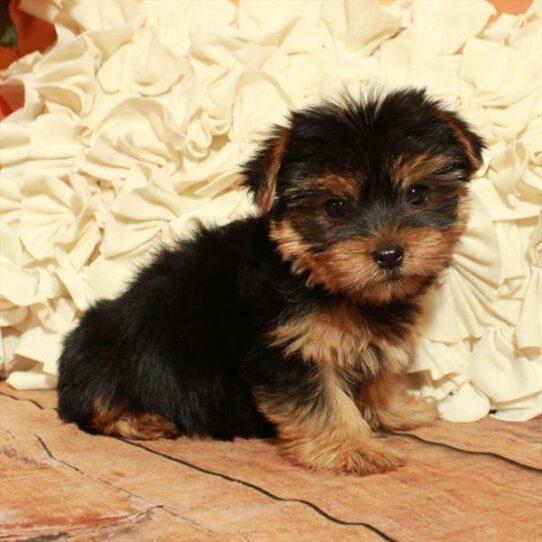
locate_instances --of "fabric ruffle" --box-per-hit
[1,0,540,422]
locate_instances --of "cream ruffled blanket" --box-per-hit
[1,0,540,422]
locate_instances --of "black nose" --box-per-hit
[372,247,404,269]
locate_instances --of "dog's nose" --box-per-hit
[372,247,404,269]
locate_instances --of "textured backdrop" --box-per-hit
[0,0,540,422]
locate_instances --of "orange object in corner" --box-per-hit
[0,0,57,70]
[489,0,533,15]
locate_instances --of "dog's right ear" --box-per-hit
[241,126,290,214]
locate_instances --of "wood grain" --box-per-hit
[400,417,542,470]
[2,384,541,542]
[139,430,542,542]
[64,507,243,542]
[0,395,382,542]
[0,382,58,410]
[0,430,151,540]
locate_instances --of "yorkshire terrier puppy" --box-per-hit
[58,88,483,475]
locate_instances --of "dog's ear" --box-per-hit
[242,126,290,213]
[437,110,484,175]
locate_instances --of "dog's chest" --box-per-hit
[268,303,414,377]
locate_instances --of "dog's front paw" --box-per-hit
[287,436,404,475]
[338,440,404,475]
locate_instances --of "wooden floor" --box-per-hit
[1,382,541,542]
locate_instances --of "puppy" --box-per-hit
[57,89,483,474]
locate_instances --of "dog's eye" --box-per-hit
[406,185,429,206]
[324,199,348,218]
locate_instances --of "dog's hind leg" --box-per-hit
[91,398,179,440]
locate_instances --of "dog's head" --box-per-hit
[242,89,484,304]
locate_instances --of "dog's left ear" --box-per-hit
[242,126,291,213]
[438,110,484,175]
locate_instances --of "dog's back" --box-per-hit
[57,218,276,440]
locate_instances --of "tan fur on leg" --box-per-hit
[91,399,178,440]
[257,366,403,475]
[359,374,439,431]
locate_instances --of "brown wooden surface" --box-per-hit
[403,416,542,470]
[1,383,541,542]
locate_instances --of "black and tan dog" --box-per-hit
[58,88,483,474]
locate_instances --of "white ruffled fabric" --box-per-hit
[1,0,540,421]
